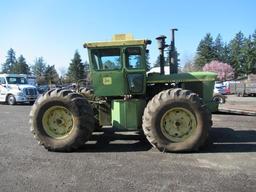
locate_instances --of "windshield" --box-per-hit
[6,77,28,84]
[92,48,121,70]
[126,47,143,69]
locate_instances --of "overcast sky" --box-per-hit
[0,0,255,73]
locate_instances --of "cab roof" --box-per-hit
[0,73,26,77]
[84,34,150,48]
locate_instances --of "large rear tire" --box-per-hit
[29,89,95,152]
[142,88,211,152]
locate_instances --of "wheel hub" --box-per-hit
[161,107,197,142]
[42,106,74,139]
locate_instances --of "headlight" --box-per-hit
[17,92,24,97]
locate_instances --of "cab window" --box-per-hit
[0,77,6,84]
[126,47,143,69]
[92,48,121,70]
[6,77,28,84]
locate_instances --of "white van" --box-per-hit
[0,74,39,105]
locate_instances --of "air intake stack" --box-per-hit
[156,35,167,75]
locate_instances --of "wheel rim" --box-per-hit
[42,106,74,139]
[8,96,15,105]
[160,107,197,142]
[213,96,223,104]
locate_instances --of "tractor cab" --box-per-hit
[84,34,151,97]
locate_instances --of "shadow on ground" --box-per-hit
[201,127,256,153]
[77,127,256,153]
[77,129,152,153]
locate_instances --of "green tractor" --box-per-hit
[29,30,218,152]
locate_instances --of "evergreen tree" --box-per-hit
[153,55,161,67]
[242,36,254,75]
[12,55,30,74]
[222,43,231,64]
[145,52,151,71]
[67,51,85,82]
[229,31,245,78]
[32,57,47,84]
[214,34,225,61]
[45,65,59,84]
[32,57,46,76]
[2,48,17,73]
[84,61,90,78]
[194,33,216,69]
[251,30,256,73]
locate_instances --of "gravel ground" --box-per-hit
[0,101,255,192]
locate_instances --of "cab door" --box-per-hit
[90,48,126,96]
[124,47,146,95]
[0,77,7,101]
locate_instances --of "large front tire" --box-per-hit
[142,88,211,152]
[29,89,95,152]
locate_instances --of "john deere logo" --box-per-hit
[103,77,112,85]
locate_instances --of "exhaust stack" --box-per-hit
[156,35,167,75]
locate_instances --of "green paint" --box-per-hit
[146,72,217,83]
[87,45,147,96]
[111,99,146,130]
[84,35,218,130]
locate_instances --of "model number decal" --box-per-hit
[102,77,112,85]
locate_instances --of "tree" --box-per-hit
[32,57,46,76]
[214,34,225,62]
[12,55,30,74]
[182,58,200,72]
[229,31,245,78]
[194,33,216,69]
[145,52,151,71]
[222,43,231,64]
[32,57,47,84]
[67,51,85,82]
[2,48,17,73]
[252,30,256,73]
[45,65,59,84]
[202,60,234,81]
[242,36,255,75]
[153,55,161,67]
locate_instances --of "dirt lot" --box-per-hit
[0,96,255,192]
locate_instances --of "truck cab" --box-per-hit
[0,74,39,105]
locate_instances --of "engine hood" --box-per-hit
[9,84,36,90]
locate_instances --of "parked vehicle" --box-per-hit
[214,82,226,94]
[236,81,256,97]
[213,82,227,104]
[29,30,218,153]
[0,74,38,105]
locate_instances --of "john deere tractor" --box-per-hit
[29,29,218,152]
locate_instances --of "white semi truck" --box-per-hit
[0,74,39,105]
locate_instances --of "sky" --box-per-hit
[0,0,255,74]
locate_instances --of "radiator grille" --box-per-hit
[24,88,37,96]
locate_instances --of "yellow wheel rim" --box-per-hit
[160,107,197,142]
[42,106,74,139]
